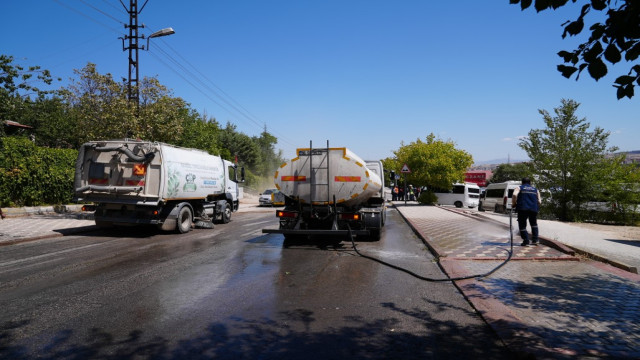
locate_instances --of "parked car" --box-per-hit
[479,181,521,213]
[259,188,279,206]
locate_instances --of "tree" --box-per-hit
[218,122,260,168]
[252,126,284,178]
[519,98,618,221]
[61,63,135,145]
[511,0,640,99]
[393,134,474,190]
[61,63,195,146]
[176,113,223,155]
[0,55,60,138]
[488,162,534,185]
[381,157,400,185]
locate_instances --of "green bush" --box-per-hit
[418,191,438,205]
[0,137,77,207]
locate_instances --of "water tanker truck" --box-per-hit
[262,142,386,241]
[74,139,244,233]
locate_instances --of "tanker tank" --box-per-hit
[274,147,382,208]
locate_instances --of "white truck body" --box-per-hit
[74,139,243,232]
[274,147,383,207]
[263,144,386,241]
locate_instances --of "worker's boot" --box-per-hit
[531,226,539,245]
[519,230,529,246]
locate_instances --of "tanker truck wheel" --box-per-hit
[177,206,193,234]
[369,228,381,241]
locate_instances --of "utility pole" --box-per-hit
[119,1,173,110]
[120,0,148,107]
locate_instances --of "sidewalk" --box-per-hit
[394,202,640,359]
[476,210,640,274]
[0,198,266,246]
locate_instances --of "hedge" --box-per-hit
[0,137,77,207]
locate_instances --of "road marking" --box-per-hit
[0,243,103,268]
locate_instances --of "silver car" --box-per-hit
[259,189,278,206]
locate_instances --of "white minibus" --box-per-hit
[434,183,481,208]
[479,181,521,213]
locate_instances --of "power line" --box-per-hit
[52,1,296,147]
[52,0,121,33]
[145,29,297,147]
[100,0,128,16]
[78,0,125,25]
[153,33,264,127]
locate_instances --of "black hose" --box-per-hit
[346,214,514,282]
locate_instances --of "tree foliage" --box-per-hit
[392,134,474,190]
[1,56,286,203]
[0,55,61,138]
[510,0,640,99]
[518,98,626,221]
[489,162,535,184]
[252,126,284,178]
[0,137,77,206]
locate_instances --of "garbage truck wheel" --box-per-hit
[220,201,232,224]
[177,206,192,233]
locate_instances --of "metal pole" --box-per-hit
[404,174,407,206]
[128,0,140,107]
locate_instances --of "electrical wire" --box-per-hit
[52,0,122,34]
[53,0,297,149]
[78,0,125,25]
[346,211,514,282]
[145,28,298,148]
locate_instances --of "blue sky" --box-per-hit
[3,1,638,163]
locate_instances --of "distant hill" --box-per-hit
[473,158,528,166]
[473,150,640,168]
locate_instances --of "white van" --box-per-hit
[434,183,481,208]
[479,181,521,213]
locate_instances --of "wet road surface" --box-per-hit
[0,207,511,359]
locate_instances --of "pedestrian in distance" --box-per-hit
[392,185,399,201]
[511,177,542,246]
[408,185,415,201]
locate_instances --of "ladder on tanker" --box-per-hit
[308,140,331,207]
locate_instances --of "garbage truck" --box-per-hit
[74,139,244,233]
[262,141,386,240]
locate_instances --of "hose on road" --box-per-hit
[346,210,515,282]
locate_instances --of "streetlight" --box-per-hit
[146,27,175,50]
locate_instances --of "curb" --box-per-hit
[1,205,86,218]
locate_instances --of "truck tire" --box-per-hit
[95,220,113,228]
[454,201,463,208]
[177,206,192,233]
[369,228,381,241]
[220,201,232,224]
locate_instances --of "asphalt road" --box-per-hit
[0,207,511,359]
